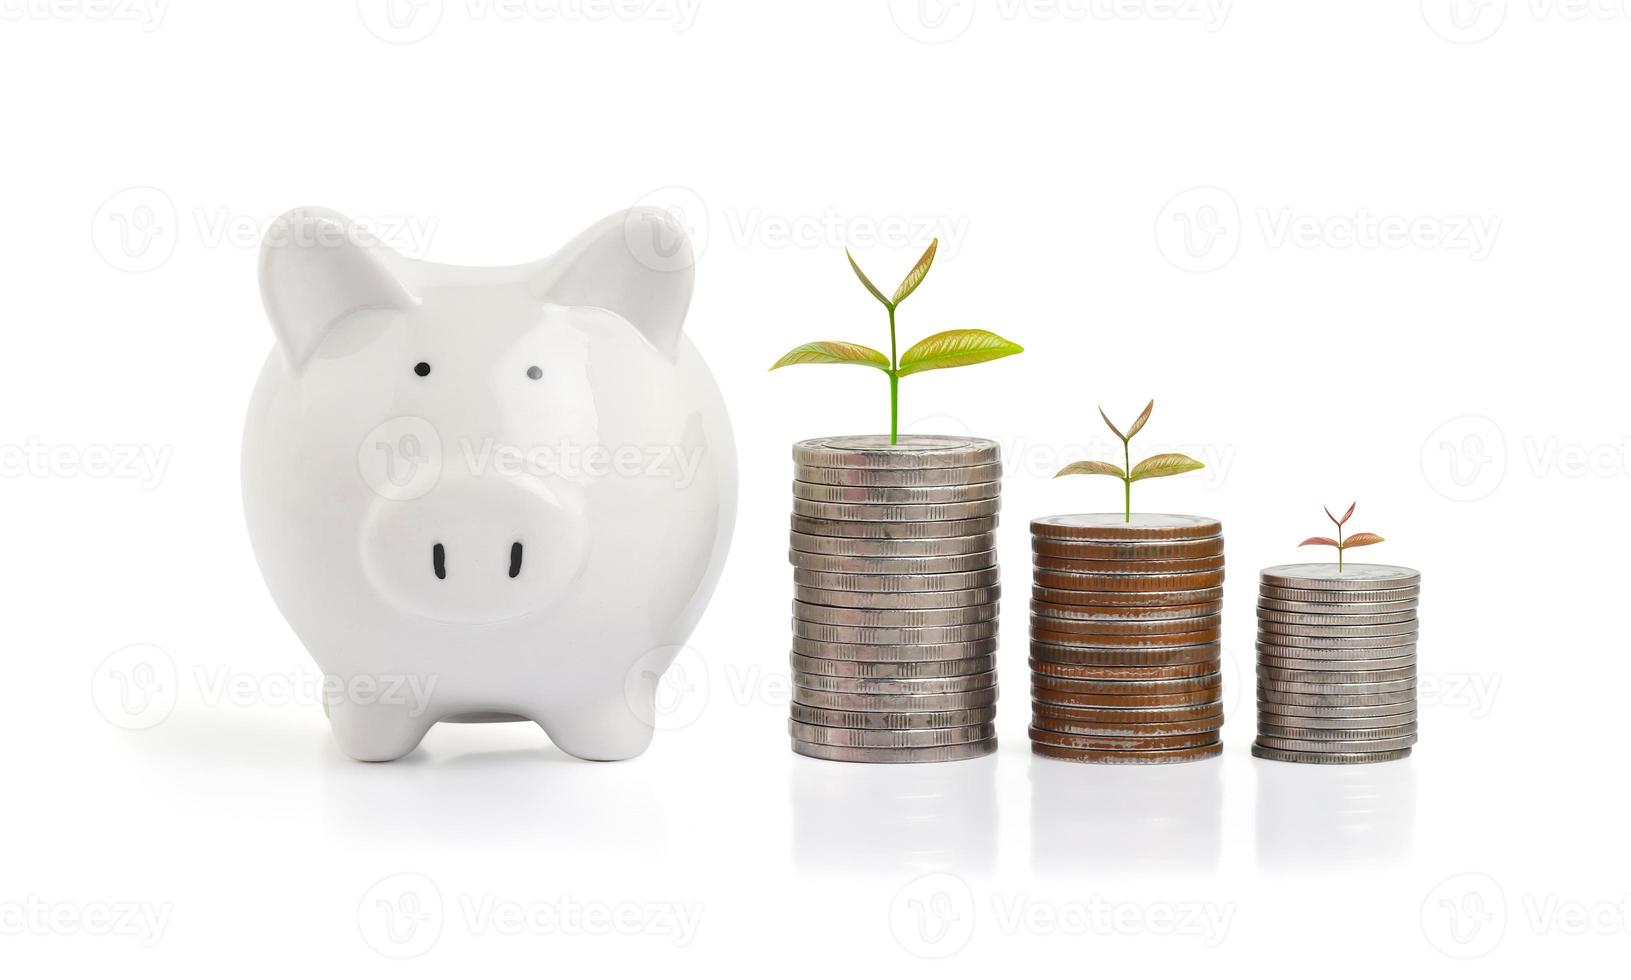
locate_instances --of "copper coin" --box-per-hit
[1033,568,1226,593]
[1028,613,1221,636]
[1031,514,1222,541]
[1031,641,1221,667]
[1028,658,1220,680]
[1026,670,1220,694]
[1028,727,1219,751]
[1033,741,1223,765]
[1030,599,1223,622]
[1024,700,1223,725]
[1033,585,1225,607]
[1033,554,1225,574]
[1031,685,1220,709]
[1031,625,1221,648]
[1032,535,1224,561]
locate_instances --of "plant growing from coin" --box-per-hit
[1299,503,1384,572]
[1054,400,1205,522]
[770,239,1024,444]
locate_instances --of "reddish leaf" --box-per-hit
[1299,537,1340,548]
[1340,502,1357,524]
[1323,505,1338,526]
[1341,532,1385,549]
[1098,406,1125,441]
[1125,400,1155,440]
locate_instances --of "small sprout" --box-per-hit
[1054,400,1205,522]
[770,239,1023,444]
[1299,502,1385,572]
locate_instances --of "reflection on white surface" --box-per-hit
[1254,756,1416,873]
[1029,755,1223,874]
[791,753,998,877]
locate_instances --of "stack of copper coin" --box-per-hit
[787,435,1001,763]
[1029,514,1225,764]
[1253,563,1421,764]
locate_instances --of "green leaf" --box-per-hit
[845,249,892,309]
[896,329,1024,377]
[1098,406,1125,442]
[890,239,938,306]
[770,341,890,371]
[1055,460,1126,480]
[1129,453,1205,482]
[1124,400,1155,440]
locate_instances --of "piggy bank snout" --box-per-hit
[360,475,587,625]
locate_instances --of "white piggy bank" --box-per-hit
[241,206,736,762]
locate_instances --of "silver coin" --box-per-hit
[1031,513,1222,541]
[1256,632,1419,650]
[793,480,1001,504]
[1255,700,1417,720]
[1257,677,1416,696]
[1256,708,1418,729]
[1257,654,1417,673]
[794,600,999,627]
[794,462,1004,488]
[1258,619,1420,638]
[1030,599,1223,622]
[790,550,997,575]
[1259,584,1421,603]
[792,514,999,539]
[1260,563,1421,591]
[792,497,1002,523]
[789,530,996,558]
[1256,688,1416,709]
[790,653,997,678]
[1251,744,1412,765]
[796,585,1001,609]
[788,721,996,748]
[793,620,998,645]
[792,634,998,662]
[1258,607,1419,627]
[794,566,1001,593]
[1032,586,1226,608]
[1255,733,1418,754]
[1256,595,1420,616]
[1259,722,1418,741]
[791,738,998,763]
[793,687,999,712]
[790,702,997,729]
[1257,640,1418,661]
[794,669,998,695]
[793,434,1002,469]
[1258,670,1417,691]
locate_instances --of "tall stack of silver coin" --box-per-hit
[787,435,1002,763]
[1028,514,1225,764]
[1254,563,1421,764]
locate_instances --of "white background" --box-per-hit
[2,0,1626,974]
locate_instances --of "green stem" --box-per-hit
[1123,438,1131,522]
[887,304,899,445]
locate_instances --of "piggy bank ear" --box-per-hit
[258,207,416,367]
[531,207,694,359]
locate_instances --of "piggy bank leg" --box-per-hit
[538,695,656,762]
[327,699,437,762]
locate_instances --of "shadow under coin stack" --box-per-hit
[787,435,1002,763]
[1253,563,1421,764]
[1029,514,1225,764]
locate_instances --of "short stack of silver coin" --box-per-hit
[787,435,1001,763]
[1254,563,1422,764]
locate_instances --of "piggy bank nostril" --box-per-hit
[433,543,447,580]
[509,542,524,579]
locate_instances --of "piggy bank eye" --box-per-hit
[413,362,431,377]
[526,366,542,381]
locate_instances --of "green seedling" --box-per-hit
[1054,400,1205,522]
[1299,502,1384,572]
[770,239,1023,444]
